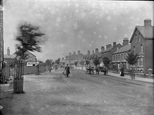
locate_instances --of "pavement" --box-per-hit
[76,67,154,83]
[108,72,154,83]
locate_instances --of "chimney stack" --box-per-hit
[144,19,151,27]
[87,50,90,55]
[78,50,80,54]
[106,44,111,50]
[92,50,94,54]
[101,46,104,52]
[113,42,116,47]
[7,47,10,56]
[123,38,129,46]
[95,48,99,53]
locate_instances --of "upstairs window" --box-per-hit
[133,46,135,52]
[140,44,143,53]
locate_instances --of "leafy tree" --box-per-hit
[15,22,44,60]
[45,59,51,66]
[93,58,100,67]
[103,57,110,68]
[80,60,84,69]
[80,60,84,66]
[125,51,138,66]
[15,22,44,76]
[55,58,60,65]
[125,51,139,79]
[85,60,90,65]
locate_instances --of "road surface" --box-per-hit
[1,68,154,115]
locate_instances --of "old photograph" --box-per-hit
[0,0,154,115]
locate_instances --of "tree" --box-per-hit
[85,60,90,66]
[13,22,44,93]
[80,60,84,69]
[15,22,44,60]
[93,58,100,67]
[125,51,138,66]
[45,59,51,66]
[103,57,110,68]
[125,51,139,79]
[55,58,60,65]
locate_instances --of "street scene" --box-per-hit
[0,0,154,115]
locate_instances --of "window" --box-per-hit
[140,44,143,53]
[138,34,141,42]
[122,54,124,60]
[140,57,143,66]
[133,46,135,52]
[137,57,140,66]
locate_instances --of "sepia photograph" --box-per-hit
[0,0,154,115]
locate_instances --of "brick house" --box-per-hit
[112,38,131,70]
[65,50,84,66]
[129,19,154,74]
[100,42,122,63]
[4,47,37,64]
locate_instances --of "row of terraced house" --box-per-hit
[63,19,153,75]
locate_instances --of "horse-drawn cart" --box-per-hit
[86,67,94,74]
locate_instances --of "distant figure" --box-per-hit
[103,66,107,75]
[49,65,51,72]
[120,66,124,76]
[95,65,99,75]
[65,64,70,77]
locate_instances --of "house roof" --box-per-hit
[130,26,154,43]
[101,43,122,53]
[103,46,113,53]
[113,44,131,54]
[137,26,154,38]
[26,51,36,57]
[4,51,36,59]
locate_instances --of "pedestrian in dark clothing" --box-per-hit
[65,64,70,77]
[103,66,107,75]
[95,66,99,75]
[120,67,124,76]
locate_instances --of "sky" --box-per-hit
[3,0,154,61]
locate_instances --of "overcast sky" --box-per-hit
[3,0,153,61]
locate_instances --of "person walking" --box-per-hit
[65,64,70,78]
[120,66,124,76]
[95,65,99,75]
